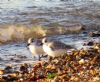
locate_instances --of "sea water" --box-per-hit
[0,0,100,68]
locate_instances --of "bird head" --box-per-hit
[27,37,34,48]
[28,37,34,44]
[42,37,48,44]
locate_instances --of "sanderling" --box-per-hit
[27,38,45,61]
[42,37,73,58]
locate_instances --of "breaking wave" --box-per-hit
[0,23,83,44]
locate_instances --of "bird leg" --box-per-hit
[38,55,41,61]
[33,56,36,60]
[48,56,53,62]
[41,54,48,58]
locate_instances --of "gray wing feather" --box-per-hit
[49,41,73,50]
[32,39,43,46]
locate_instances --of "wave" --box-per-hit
[0,23,83,44]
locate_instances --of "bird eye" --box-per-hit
[31,38,34,42]
[45,39,47,42]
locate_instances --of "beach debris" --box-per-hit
[0,70,4,75]
[4,65,13,73]
[0,42,99,82]
[79,59,85,64]
[89,31,100,37]
[83,41,94,46]
[20,63,29,74]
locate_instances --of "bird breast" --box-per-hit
[29,45,44,55]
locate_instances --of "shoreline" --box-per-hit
[0,42,100,82]
[0,1,100,81]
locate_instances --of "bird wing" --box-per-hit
[48,41,73,50]
[35,39,43,46]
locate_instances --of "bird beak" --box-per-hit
[27,43,30,46]
[40,42,43,45]
[26,43,30,49]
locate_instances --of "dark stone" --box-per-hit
[83,41,94,46]
[89,31,100,37]
[82,31,88,34]
[4,66,13,73]
[20,64,28,74]
[87,41,94,46]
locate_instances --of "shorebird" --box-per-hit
[42,37,73,58]
[27,38,45,61]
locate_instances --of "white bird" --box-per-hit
[42,37,73,58]
[27,38,45,61]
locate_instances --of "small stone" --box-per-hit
[4,65,13,73]
[93,77,100,82]
[0,70,4,75]
[79,59,85,64]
